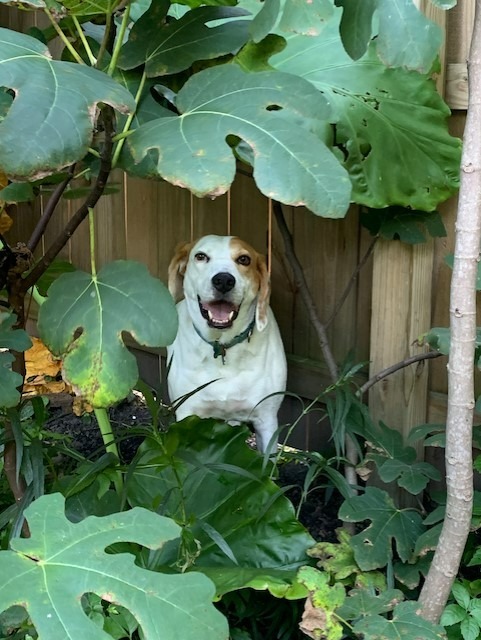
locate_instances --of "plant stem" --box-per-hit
[21,107,115,293]
[324,235,377,329]
[27,165,76,253]
[358,351,443,397]
[94,408,123,494]
[44,10,85,65]
[272,201,338,380]
[88,208,97,278]
[30,286,46,307]
[107,2,131,76]
[72,16,97,65]
[111,70,147,168]
[417,1,481,622]
[272,200,358,491]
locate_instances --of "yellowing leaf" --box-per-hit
[0,210,12,234]
[23,337,71,396]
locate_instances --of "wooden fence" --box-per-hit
[1,2,475,450]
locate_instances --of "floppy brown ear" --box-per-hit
[168,241,193,302]
[255,253,270,332]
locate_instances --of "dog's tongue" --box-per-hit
[204,301,235,324]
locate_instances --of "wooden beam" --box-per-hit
[368,240,434,452]
[446,62,468,110]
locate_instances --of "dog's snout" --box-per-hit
[212,272,236,294]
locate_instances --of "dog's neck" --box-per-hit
[193,317,256,365]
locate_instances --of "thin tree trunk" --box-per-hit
[417,1,481,621]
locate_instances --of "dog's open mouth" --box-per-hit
[198,296,240,329]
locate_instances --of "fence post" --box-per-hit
[368,3,448,476]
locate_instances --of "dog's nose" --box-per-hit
[212,272,236,293]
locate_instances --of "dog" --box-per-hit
[166,235,287,453]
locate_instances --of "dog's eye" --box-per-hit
[195,252,209,262]
[236,254,251,266]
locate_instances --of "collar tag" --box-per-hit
[193,318,255,365]
[212,342,227,364]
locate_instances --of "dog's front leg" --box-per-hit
[253,418,279,455]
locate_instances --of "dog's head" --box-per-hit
[168,235,270,332]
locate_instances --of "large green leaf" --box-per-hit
[337,587,404,619]
[0,312,32,408]
[357,420,440,494]
[353,601,446,640]
[0,0,44,6]
[37,260,178,407]
[250,0,333,41]
[0,28,135,180]
[60,0,120,15]
[337,0,442,72]
[0,493,228,640]
[127,418,315,596]
[270,18,461,210]
[119,4,250,76]
[116,72,173,178]
[361,208,447,244]
[338,487,424,570]
[128,64,351,217]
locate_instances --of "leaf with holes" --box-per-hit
[347,414,441,494]
[0,28,135,180]
[338,487,425,570]
[337,0,442,71]
[353,601,446,640]
[119,4,250,76]
[337,587,404,620]
[0,493,228,640]
[37,261,178,408]
[127,64,351,217]
[250,0,333,41]
[0,312,32,408]
[270,16,460,210]
[360,208,447,244]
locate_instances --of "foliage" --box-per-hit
[339,487,424,570]
[441,582,481,640]
[0,0,460,216]
[37,261,178,407]
[126,417,314,596]
[0,0,468,638]
[0,493,228,640]
[0,312,31,408]
[268,13,460,210]
[360,207,447,244]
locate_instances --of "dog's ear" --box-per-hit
[168,241,193,302]
[255,253,270,332]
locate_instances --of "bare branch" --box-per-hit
[272,200,339,381]
[21,107,115,293]
[27,165,76,253]
[325,235,377,329]
[358,351,443,397]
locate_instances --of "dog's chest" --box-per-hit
[166,304,286,412]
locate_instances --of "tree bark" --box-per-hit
[417,0,481,621]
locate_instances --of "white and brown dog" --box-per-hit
[167,235,287,453]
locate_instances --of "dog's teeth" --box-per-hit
[228,311,235,321]
[207,310,213,321]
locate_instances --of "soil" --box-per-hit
[43,395,341,542]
